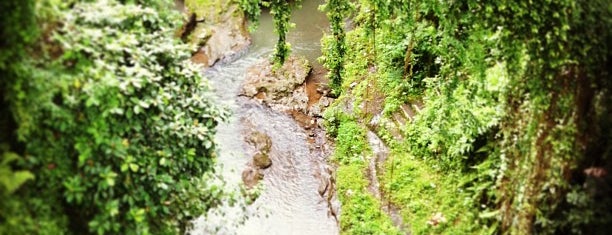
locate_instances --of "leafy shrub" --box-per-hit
[2,0,228,234]
[334,120,370,165]
[323,0,612,233]
[336,164,400,235]
[237,0,262,31]
[319,0,351,96]
[267,0,295,66]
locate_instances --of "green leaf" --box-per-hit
[129,163,139,172]
[0,170,35,194]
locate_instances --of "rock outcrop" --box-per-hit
[241,56,312,113]
[181,0,250,67]
[239,56,340,223]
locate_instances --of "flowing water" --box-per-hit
[191,1,339,234]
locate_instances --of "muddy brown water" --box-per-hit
[190,1,339,234]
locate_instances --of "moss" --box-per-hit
[381,152,492,234]
[189,24,212,47]
[327,105,400,234]
[184,0,228,20]
[334,119,370,164]
[336,164,401,235]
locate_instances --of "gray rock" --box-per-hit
[187,2,251,68]
[309,97,335,117]
[240,56,312,112]
[320,97,333,107]
[309,102,323,117]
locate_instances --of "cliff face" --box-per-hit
[181,0,251,67]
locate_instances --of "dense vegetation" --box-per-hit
[2,0,610,234]
[321,0,611,234]
[319,0,349,96]
[0,0,228,234]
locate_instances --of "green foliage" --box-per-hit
[404,62,507,169]
[319,0,351,96]
[0,151,34,195]
[326,104,400,234]
[382,151,498,234]
[0,0,37,70]
[334,119,370,165]
[1,0,229,234]
[185,0,229,18]
[336,164,400,235]
[264,0,297,66]
[0,0,60,233]
[324,0,612,233]
[237,0,262,31]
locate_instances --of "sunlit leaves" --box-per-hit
[0,152,34,195]
[3,0,228,234]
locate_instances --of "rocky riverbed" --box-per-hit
[238,55,340,223]
[191,49,340,234]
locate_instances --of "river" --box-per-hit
[190,1,339,234]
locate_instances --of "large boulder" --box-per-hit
[181,0,250,67]
[241,56,311,112]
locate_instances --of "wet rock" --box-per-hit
[308,103,322,117]
[289,110,314,129]
[253,152,272,169]
[244,130,273,169]
[241,56,312,112]
[320,97,333,107]
[246,131,272,154]
[308,97,334,117]
[289,87,310,113]
[241,166,263,189]
[330,194,340,220]
[183,0,251,67]
[318,176,330,196]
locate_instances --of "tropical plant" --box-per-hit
[323,0,612,233]
[265,0,295,66]
[1,0,229,234]
[319,0,351,96]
